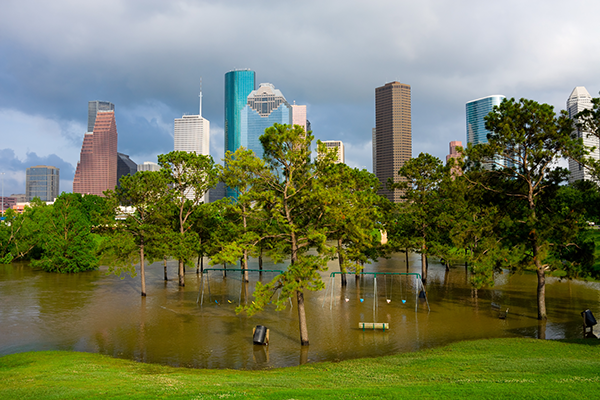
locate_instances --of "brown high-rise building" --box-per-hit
[73,110,118,196]
[375,81,411,202]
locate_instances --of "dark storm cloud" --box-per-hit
[1,0,600,188]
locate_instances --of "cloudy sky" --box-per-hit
[1,0,599,196]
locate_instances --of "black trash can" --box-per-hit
[253,325,268,345]
[582,309,597,327]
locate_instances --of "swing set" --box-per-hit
[196,268,285,307]
[323,272,430,313]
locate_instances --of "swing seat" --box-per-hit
[358,322,390,330]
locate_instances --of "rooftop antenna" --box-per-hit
[199,77,203,117]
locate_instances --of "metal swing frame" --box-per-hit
[323,271,430,312]
[197,268,285,306]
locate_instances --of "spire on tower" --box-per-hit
[199,77,203,117]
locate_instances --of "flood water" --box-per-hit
[1,253,599,369]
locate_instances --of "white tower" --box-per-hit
[567,86,598,183]
[174,80,210,201]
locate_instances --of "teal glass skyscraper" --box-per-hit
[224,69,256,156]
[466,95,505,145]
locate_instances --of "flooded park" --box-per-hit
[1,252,599,369]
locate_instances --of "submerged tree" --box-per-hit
[158,151,218,287]
[32,193,99,273]
[102,171,170,296]
[465,97,586,320]
[239,124,336,346]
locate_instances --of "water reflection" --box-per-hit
[1,254,599,369]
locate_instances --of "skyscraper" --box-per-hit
[374,81,411,203]
[224,69,256,157]
[26,165,59,201]
[241,82,292,159]
[567,86,598,183]
[73,109,118,196]
[321,140,345,164]
[466,95,505,146]
[116,153,137,186]
[87,101,115,133]
[174,85,211,202]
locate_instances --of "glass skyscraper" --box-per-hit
[240,83,292,160]
[466,95,505,145]
[224,69,256,157]
[567,86,598,183]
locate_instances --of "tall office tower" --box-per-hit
[567,86,598,183]
[224,69,255,198]
[372,128,376,176]
[174,86,211,202]
[446,141,463,177]
[322,140,345,163]
[241,82,293,159]
[466,95,505,145]
[73,110,118,196]
[26,165,59,201]
[224,69,256,156]
[116,153,137,186]
[374,81,411,203]
[291,104,307,131]
[87,101,115,132]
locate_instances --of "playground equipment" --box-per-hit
[196,268,284,306]
[323,272,430,313]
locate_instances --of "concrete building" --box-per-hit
[374,81,412,203]
[291,103,307,132]
[446,141,463,177]
[26,165,59,201]
[137,161,161,172]
[567,86,599,183]
[73,108,118,196]
[174,86,211,203]
[322,140,345,163]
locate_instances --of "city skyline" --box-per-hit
[1,1,600,195]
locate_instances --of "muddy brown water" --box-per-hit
[1,253,599,369]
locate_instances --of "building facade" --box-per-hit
[567,86,598,183]
[322,140,345,164]
[73,109,118,196]
[137,161,161,172]
[116,153,137,186]
[26,165,59,201]
[87,101,115,133]
[374,81,412,203]
[446,141,463,177]
[466,95,505,146]
[224,69,256,157]
[241,83,292,160]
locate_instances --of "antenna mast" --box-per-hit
[199,77,203,117]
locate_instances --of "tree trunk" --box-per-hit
[178,259,185,287]
[421,248,427,284]
[140,241,146,297]
[243,250,249,283]
[296,289,309,346]
[196,254,201,274]
[536,266,547,320]
[163,256,168,281]
[338,238,346,287]
[405,249,409,273]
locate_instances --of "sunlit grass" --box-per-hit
[1,338,600,399]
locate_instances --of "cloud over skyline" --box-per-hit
[1,0,599,195]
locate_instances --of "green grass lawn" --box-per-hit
[1,338,600,399]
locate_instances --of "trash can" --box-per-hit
[582,309,597,327]
[253,325,268,345]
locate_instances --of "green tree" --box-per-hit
[391,153,448,284]
[32,193,99,273]
[465,97,586,320]
[102,171,170,296]
[158,151,219,287]
[240,124,334,346]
